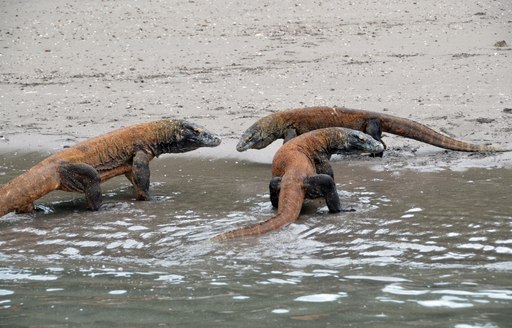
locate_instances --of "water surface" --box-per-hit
[0,152,511,327]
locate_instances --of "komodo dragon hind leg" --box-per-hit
[59,163,102,210]
[304,174,342,213]
[269,177,282,208]
[365,118,385,157]
[125,150,151,201]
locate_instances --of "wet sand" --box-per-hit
[0,0,511,169]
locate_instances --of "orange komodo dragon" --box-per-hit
[236,106,507,155]
[0,119,221,217]
[212,127,384,241]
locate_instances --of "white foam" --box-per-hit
[110,220,132,226]
[416,296,473,309]
[457,244,495,252]
[294,293,347,302]
[128,225,149,231]
[345,275,409,283]
[106,239,144,249]
[266,278,299,285]
[108,290,127,295]
[37,239,66,245]
[61,247,80,255]
[272,308,290,314]
[233,295,250,300]
[455,324,498,328]
[13,227,47,236]
[155,274,184,283]
[0,289,14,296]
[495,247,512,254]
[382,284,429,296]
[210,282,228,286]
[0,271,58,281]
[478,290,512,300]
[75,241,105,247]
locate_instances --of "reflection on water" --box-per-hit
[0,152,511,327]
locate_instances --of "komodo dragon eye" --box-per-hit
[356,134,367,141]
[246,132,259,144]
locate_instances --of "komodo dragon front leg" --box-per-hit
[125,150,152,201]
[364,118,386,157]
[283,128,298,143]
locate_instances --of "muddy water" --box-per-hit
[0,152,511,327]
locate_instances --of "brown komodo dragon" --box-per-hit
[0,119,221,217]
[212,127,384,241]
[236,106,507,155]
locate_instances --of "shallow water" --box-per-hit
[0,152,511,327]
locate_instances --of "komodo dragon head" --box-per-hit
[158,120,221,153]
[236,116,285,152]
[329,128,385,155]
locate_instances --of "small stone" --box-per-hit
[476,117,495,124]
[494,40,508,48]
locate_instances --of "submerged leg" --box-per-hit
[59,163,102,210]
[365,118,385,157]
[304,174,341,213]
[126,150,151,201]
[269,177,282,208]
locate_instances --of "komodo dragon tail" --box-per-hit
[0,160,60,217]
[212,174,306,241]
[380,114,509,152]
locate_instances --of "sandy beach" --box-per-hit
[1,0,511,169]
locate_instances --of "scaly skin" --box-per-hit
[212,127,384,241]
[236,106,507,154]
[0,119,221,217]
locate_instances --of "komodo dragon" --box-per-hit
[0,119,221,217]
[212,127,384,240]
[236,106,507,155]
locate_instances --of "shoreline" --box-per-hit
[1,0,510,170]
